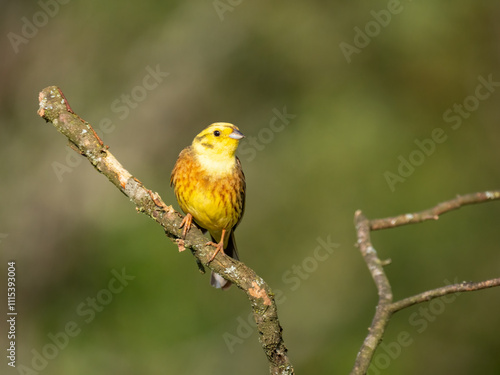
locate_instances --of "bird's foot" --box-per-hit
[179,213,193,238]
[206,240,225,263]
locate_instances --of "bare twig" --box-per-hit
[370,191,500,230]
[351,211,393,374]
[390,278,500,312]
[38,86,294,375]
[351,194,500,375]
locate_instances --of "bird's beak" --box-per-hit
[229,129,245,140]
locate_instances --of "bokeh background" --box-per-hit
[1,1,500,374]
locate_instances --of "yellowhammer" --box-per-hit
[170,123,246,289]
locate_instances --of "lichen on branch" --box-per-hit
[38,86,294,375]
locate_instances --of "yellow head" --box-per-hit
[192,123,244,162]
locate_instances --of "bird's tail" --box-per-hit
[210,231,239,290]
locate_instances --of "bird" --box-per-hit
[170,123,246,290]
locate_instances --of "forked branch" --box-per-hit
[351,192,500,375]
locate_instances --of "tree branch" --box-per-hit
[390,278,500,312]
[351,211,393,374]
[38,86,294,375]
[351,194,500,375]
[370,191,500,231]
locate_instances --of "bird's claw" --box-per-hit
[179,213,193,238]
[207,241,225,263]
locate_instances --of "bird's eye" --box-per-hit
[213,130,221,137]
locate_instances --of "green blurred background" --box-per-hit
[1,1,500,374]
